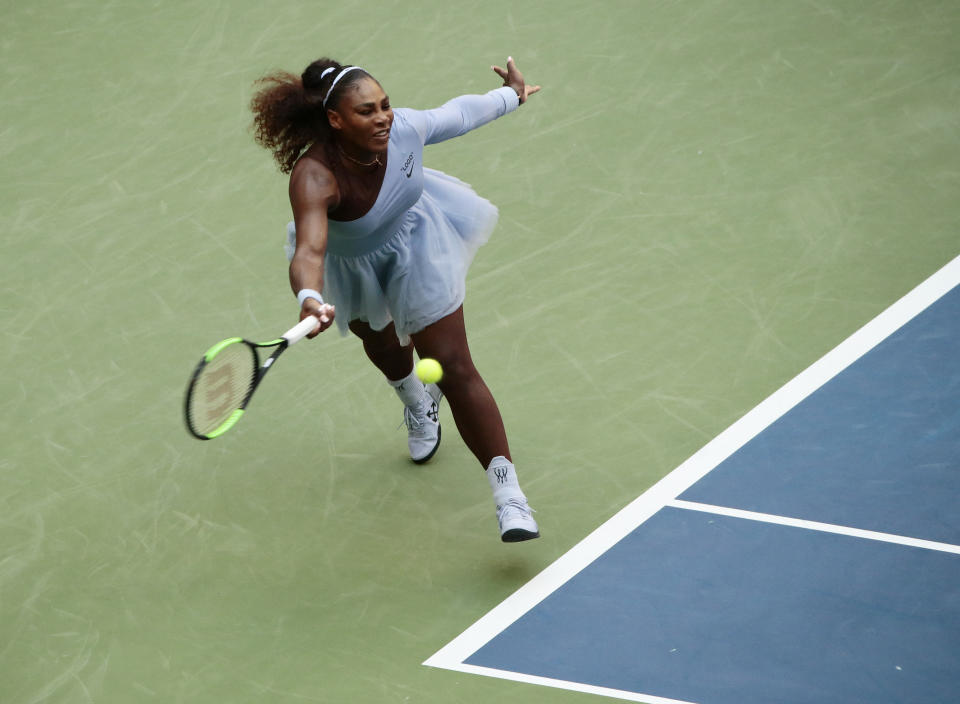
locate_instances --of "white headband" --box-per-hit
[322,66,366,108]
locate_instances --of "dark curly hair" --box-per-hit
[250,58,374,173]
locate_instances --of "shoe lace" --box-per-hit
[401,400,433,436]
[498,497,536,520]
[401,406,422,430]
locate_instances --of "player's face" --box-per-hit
[327,77,393,154]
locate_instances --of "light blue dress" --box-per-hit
[285,86,520,344]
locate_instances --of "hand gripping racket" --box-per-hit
[184,316,318,440]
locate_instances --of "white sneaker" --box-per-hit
[496,496,540,542]
[403,384,442,464]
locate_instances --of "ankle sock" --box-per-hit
[486,456,525,504]
[388,368,426,408]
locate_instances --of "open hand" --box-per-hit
[492,57,540,104]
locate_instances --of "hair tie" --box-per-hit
[320,67,335,80]
[323,66,366,108]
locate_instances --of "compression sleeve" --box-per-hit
[404,87,521,145]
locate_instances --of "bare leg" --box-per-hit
[348,319,415,381]
[410,306,510,468]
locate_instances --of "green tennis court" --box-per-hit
[2,1,958,702]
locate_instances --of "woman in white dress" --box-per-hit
[250,57,540,542]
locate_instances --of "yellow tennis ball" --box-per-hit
[415,358,443,384]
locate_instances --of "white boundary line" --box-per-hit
[444,664,699,704]
[424,254,960,700]
[669,500,960,555]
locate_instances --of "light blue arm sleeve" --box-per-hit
[403,87,521,145]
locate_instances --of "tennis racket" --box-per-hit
[184,316,319,440]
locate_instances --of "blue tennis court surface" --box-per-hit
[679,282,960,546]
[426,257,960,703]
[467,509,959,704]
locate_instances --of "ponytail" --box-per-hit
[250,57,373,173]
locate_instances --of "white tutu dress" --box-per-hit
[285,87,521,344]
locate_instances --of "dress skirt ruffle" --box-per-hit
[286,168,498,345]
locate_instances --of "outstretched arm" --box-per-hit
[288,160,338,338]
[415,57,540,145]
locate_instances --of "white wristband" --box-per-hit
[297,288,324,306]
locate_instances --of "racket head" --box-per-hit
[184,338,258,439]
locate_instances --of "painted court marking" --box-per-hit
[424,253,960,698]
[669,500,960,556]
[436,665,698,704]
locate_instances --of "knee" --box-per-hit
[433,351,478,389]
[353,322,409,357]
[365,334,404,358]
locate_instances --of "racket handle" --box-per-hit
[283,315,320,345]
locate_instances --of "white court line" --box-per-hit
[425,253,960,699]
[446,664,699,704]
[669,500,960,555]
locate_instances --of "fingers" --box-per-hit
[492,56,518,79]
[316,303,335,325]
[493,57,540,104]
[301,303,336,338]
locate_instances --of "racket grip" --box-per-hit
[283,315,320,345]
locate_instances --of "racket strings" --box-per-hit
[188,343,257,436]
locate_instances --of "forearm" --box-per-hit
[424,86,521,144]
[288,249,325,297]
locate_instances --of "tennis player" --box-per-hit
[250,57,540,542]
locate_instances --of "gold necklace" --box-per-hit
[338,145,381,168]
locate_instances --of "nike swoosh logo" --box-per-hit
[405,163,414,178]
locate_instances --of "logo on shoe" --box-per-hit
[427,402,439,423]
[494,466,509,484]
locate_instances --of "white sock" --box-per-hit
[486,456,525,505]
[388,368,426,408]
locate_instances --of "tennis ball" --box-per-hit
[415,358,443,384]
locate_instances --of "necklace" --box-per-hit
[338,145,381,168]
